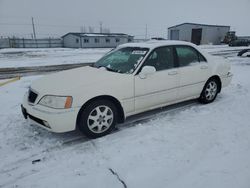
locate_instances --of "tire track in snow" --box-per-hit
[0,100,197,187]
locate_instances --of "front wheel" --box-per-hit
[199,79,219,104]
[78,100,117,138]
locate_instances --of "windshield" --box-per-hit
[94,47,149,74]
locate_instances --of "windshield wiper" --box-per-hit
[106,67,120,73]
[97,65,119,73]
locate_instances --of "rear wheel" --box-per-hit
[78,100,117,138]
[199,79,219,104]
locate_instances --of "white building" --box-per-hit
[62,33,134,48]
[168,23,230,45]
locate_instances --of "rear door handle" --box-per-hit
[168,71,178,75]
[200,65,208,69]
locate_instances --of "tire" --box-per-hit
[78,99,117,138]
[199,78,219,104]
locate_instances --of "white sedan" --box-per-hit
[21,41,233,138]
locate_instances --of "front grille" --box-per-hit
[28,89,38,103]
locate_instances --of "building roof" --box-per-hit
[118,40,197,49]
[61,32,133,38]
[168,22,230,29]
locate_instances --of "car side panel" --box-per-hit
[134,68,179,112]
[72,74,135,116]
[177,62,211,100]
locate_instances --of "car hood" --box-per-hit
[31,66,130,95]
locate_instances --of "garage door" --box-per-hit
[170,30,179,40]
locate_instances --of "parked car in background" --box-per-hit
[21,41,233,138]
[238,49,250,57]
[229,39,250,47]
[151,37,166,40]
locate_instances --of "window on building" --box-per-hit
[106,38,110,43]
[84,38,89,43]
[116,38,120,43]
[76,38,79,43]
[95,38,100,43]
[128,38,132,42]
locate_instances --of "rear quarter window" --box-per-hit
[198,52,207,62]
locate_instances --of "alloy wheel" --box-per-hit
[205,81,218,101]
[87,105,114,134]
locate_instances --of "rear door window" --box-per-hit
[176,46,202,67]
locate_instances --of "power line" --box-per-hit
[0,22,159,30]
[0,20,164,38]
[0,23,31,26]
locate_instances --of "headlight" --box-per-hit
[39,95,72,109]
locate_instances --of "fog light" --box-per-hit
[43,121,51,128]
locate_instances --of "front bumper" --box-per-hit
[21,94,80,133]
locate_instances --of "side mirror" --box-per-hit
[139,66,156,79]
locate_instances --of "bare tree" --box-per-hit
[88,26,94,33]
[102,28,110,33]
[80,26,86,33]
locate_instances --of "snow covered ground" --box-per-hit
[0,46,250,187]
[0,45,249,68]
[0,48,111,68]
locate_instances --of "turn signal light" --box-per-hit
[64,96,73,109]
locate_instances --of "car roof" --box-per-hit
[119,40,196,50]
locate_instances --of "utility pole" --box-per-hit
[99,21,103,33]
[31,17,37,39]
[31,17,38,47]
[145,24,148,40]
[80,26,84,33]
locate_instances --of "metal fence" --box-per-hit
[0,38,62,48]
[0,39,10,48]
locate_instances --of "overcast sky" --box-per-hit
[0,0,250,39]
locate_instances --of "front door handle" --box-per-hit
[168,71,178,75]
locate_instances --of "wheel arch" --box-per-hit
[76,95,125,128]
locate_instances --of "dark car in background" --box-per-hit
[229,39,250,47]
